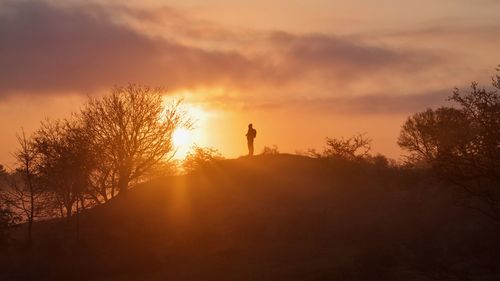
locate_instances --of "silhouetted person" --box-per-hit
[246,123,257,156]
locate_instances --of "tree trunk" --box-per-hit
[118,178,128,194]
[65,203,73,218]
[26,167,34,246]
[27,216,32,246]
[75,199,80,241]
[117,168,131,194]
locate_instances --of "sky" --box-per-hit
[1,0,499,164]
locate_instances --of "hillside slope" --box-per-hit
[2,154,499,281]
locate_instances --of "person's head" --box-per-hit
[248,123,253,128]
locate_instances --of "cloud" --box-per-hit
[265,31,440,87]
[0,0,440,101]
[0,1,264,96]
[199,89,452,115]
[294,90,451,114]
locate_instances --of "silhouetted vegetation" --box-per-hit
[34,119,93,219]
[399,67,500,221]
[81,84,191,194]
[0,131,47,245]
[0,206,16,245]
[0,84,189,245]
[0,165,18,244]
[183,145,224,173]
[306,133,373,161]
[261,145,280,155]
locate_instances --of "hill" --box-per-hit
[1,154,499,281]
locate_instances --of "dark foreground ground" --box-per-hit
[1,154,499,281]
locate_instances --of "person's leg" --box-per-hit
[249,139,254,156]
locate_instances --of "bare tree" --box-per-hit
[301,134,372,161]
[398,107,467,164]
[81,84,190,194]
[86,156,117,204]
[1,131,44,244]
[34,119,94,219]
[324,133,372,160]
[398,67,500,221]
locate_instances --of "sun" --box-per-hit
[172,127,195,159]
[164,97,214,159]
[172,127,193,148]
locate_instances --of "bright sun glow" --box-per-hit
[172,128,192,147]
[169,102,211,159]
[164,93,218,159]
[172,127,194,159]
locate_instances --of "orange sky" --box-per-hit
[1,0,500,165]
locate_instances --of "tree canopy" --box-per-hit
[399,67,500,220]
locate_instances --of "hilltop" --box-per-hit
[1,154,499,281]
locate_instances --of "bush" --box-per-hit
[183,146,224,173]
[261,145,280,155]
